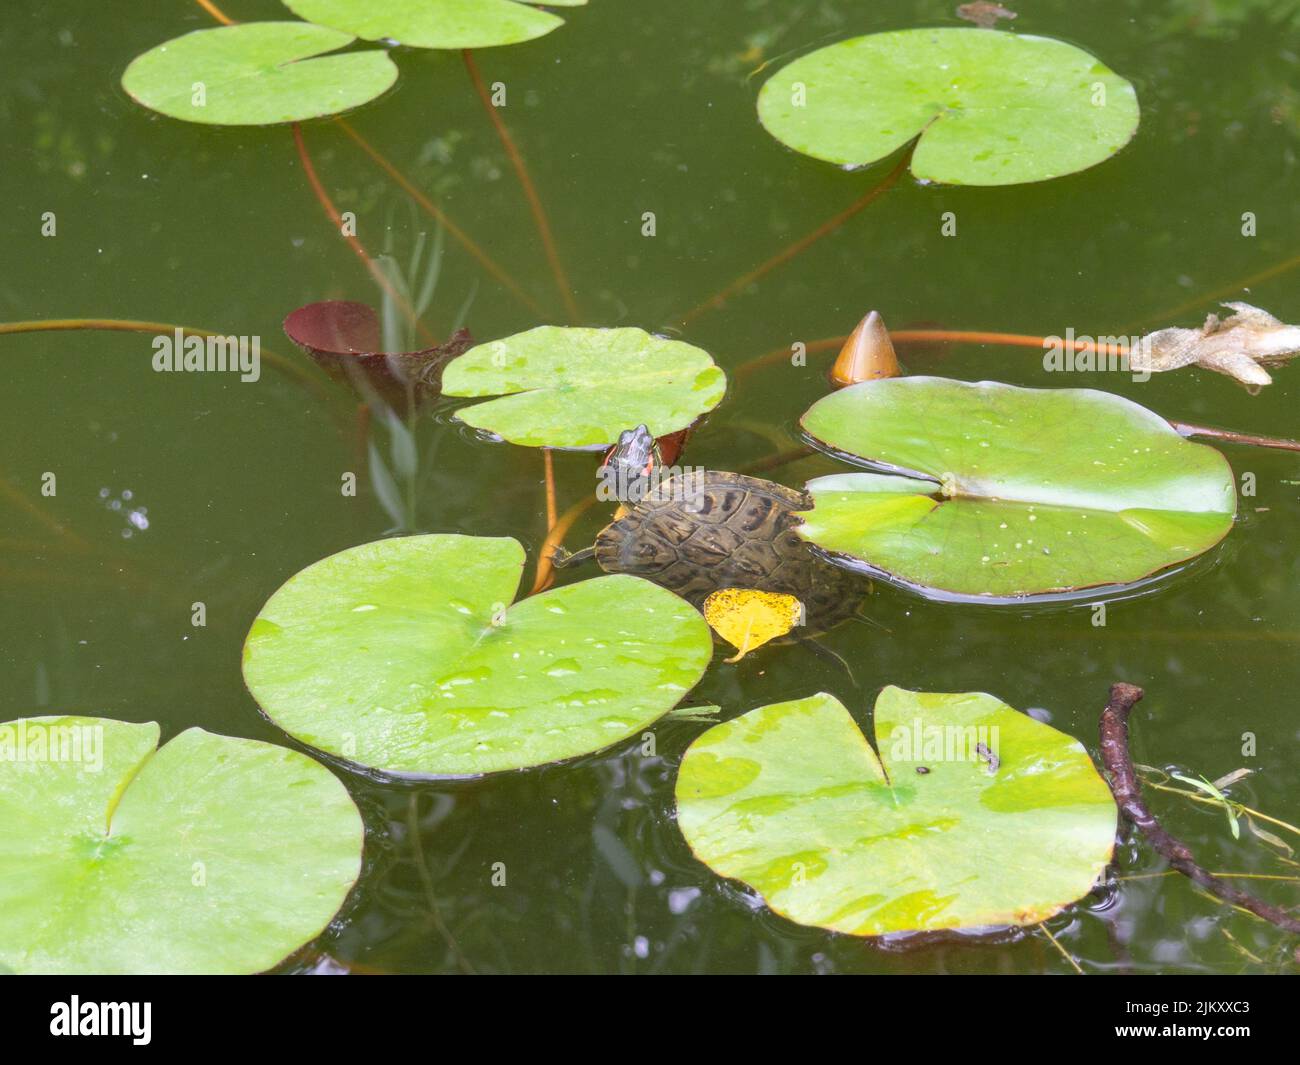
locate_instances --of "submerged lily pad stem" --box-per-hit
[291,123,438,345]
[462,50,580,323]
[1129,252,1300,335]
[679,152,910,326]
[181,2,427,337]
[735,328,1119,381]
[531,486,594,595]
[538,447,559,590]
[0,317,334,405]
[1099,683,1300,934]
[0,471,91,550]
[185,2,534,318]
[1037,921,1085,975]
[193,0,234,25]
[334,118,545,318]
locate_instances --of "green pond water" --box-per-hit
[3,0,1299,973]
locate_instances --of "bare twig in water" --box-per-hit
[1098,682,1300,933]
[1170,421,1300,453]
[1120,871,1300,883]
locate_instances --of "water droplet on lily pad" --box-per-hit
[242,534,713,777]
[797,378,1235,598]
[0,718,362,974]
[676,689,1116,936]
[758,29,1139,186]
[283,0,570,50]
[121,23,398,126]
[442,326,726,448]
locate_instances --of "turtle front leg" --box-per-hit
[551,545,596,568]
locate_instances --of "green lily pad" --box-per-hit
[0,717,362,974]
[283,0,565,49]
[242,534,714,777]
[442,326,727,448]
[121,23,397,126]
[676,688,1116,936]
[798,378,1236,599]
[757,29,1139,185]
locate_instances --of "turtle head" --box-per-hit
[605,425,657,477]
[603,425,659,501]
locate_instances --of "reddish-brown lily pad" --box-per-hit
[283,300,471,402]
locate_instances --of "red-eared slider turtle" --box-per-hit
[553,426,866,634]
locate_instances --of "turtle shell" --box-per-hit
[594,470,865,634]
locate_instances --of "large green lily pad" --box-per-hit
[283,0,566,49]
[758,29,1139,185]
[243,534,714,776]
[676,689,1116,936]
[798,378,1236,598]
[121,23,397,126]
[0,717,362,974]
[443,326,727,448]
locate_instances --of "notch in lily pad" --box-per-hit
[242,534,715,777]
[757,29,1139,185]
[676,688,1117,937]
[0,718,363,974]
[122,23,398,126]
[797,377,1236,600]
[442,326,727,448]
[283,0,575,50]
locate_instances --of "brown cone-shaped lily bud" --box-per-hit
[829,310,902,387]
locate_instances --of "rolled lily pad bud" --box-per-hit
[829,310,902,387]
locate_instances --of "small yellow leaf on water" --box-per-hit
[703,588,803,663]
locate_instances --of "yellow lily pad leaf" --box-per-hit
[703,588,803,662]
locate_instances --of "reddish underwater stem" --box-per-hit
[334,118,546,318]
[462,50,580,323]
[291,124,438,346]
[0,317,331,399]
[193,0,234,25]
[680,153,911,326]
